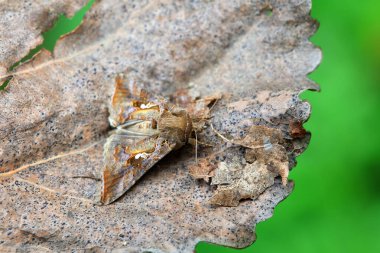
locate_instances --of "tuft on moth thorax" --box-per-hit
[158,108,193,149]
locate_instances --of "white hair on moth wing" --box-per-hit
[128,78,134,88]
[108,118,118,127]
[135,152,149,160]
[140,103,156,109]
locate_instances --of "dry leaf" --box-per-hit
[289,120,308,138]
[171,88,222,132]
[0,0,87,78]
[245,144,289,185]
[188,157,217,182]
[0,0,321,252]
[237,125,284,148]
[210,161,277,207]
[209,125,290,206]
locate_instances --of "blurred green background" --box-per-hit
[8,0,380,252]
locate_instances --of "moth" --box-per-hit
[101,74,192,205]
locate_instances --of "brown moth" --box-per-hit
[100,74,192,205]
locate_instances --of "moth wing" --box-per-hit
[100,133,176,205]
[109,74,151,127]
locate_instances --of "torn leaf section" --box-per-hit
[204,125,290,207]
[210,161,275,207]
[171,88,221,132]
[236,125,284,148]
[240,125,289,185]
[0,0,94,90]
[188,157,217,182]
[245,143,289,186]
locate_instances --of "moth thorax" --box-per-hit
[159,110,192,144]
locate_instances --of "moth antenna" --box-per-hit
[169,104,175,111]
[210,122,232,143]
[194,130,198,165]
[210,122,267,150]
[208,96,220,113]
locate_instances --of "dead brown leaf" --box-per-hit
[209,125,290,206]
[0,0,320,252]
[289,120,308,138]
[210,161,277,207]
[246,144,289,185]
[236,125,284,148]
[0,0,87,78]
[188,157,217,182]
